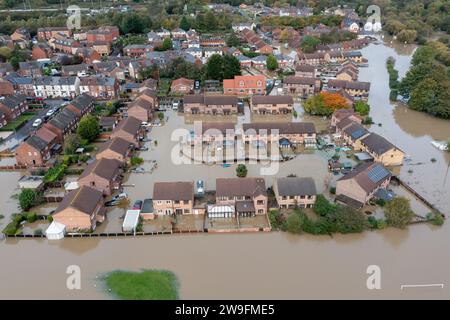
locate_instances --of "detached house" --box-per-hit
[223,75,266,96]
[336,162,392,207]
[171,77,194,94]
[251,95,294,114]
[96,137,131,163]
[78,158,123,196]
[153,181,195,215]
[216,178,268,216]
[53,185,104,232]
[110,116,142,146]
[274,177,317,209]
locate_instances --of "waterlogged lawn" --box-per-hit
[104,270,179,300]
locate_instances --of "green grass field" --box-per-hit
[0,114,35,131]
[104,270,179,300]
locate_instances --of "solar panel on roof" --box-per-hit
[351,129,367,139]
[367,165,390,183]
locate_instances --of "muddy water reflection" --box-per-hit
[1,41,450,300]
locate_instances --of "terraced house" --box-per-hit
[283,76,320,97]
[153,181,195,215]
[0,94,28,121]
[15,126,59,166]
[96,137,131,163]
[110,116,143,147]
[65,93,95,117]
[43,108,78,144]
[183,95,239,115]
[243,122,316,145]
[33,76,80,99]
[126,97,154,123]
[327,79,371,99]
[250,95,294,114]
[216,178,268,216]
[79,76,119,99]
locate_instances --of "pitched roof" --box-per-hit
[216,177,267,198]
[54,185,103,216]
[201,122,235,135]
[284,76,316,85]
[114,116,141,135]
[343,123,369,140]
[183,95,238,106]
[153,181,194,201]
[243,122,316,135]
[68,93,94,112]
[128,97,153,110]
[360,133,399,155]
[35,126,57,144]
[0,94,27,109]
[98,137,130,156]
[252,95,293,105]
[79,158,121,180]
[338,162,391,193]
[276,177,317,196]
[48,108,77,131]
[24,135,48,152]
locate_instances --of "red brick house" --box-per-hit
[43,108,78,144]
[15,135,51,166]
[127,97,154,123]
[0,95,28,121]
[37,27,71,41]
[0,79,14,96]
[223,75,266,96]
[86,26,120,43]
[96,137,131,163]
[32,43,53,60]
[171,77,194,94]
[65,93,95,117]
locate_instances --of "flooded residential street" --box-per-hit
[1,40,450,299]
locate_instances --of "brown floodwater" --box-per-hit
[1,41,450,300]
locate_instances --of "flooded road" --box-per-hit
[1,40,450,300]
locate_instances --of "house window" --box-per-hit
[257,200,264,205]
[257,209,264,214]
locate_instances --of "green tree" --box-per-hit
[384,197,415,229]
[354,101,370,116]
[162,37,173,51]
[63,134,81,155]
[236,164,248,178]
[396,29,417,44]
[331,206,368,234]
[284,211,303,234]
[300,36,321,53]
[19,189,38,211]
[77,115,100,142]
[266,54,278,71]
[226,33,240,47]
[206,54,224,80]
[130,156,144,166]
[222,55,241,79]
[179,16,191,31]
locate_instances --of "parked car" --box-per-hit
[111,193,128,202]
[132,200,143,210]
[32,118,43,127]
[46,109,56,117]
[196,180,205,196]
[131,167,145,173]
[138,146,148,151]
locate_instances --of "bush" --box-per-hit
[284,211,303,234]
[77,115,100,142]
[427,212,445,226]
[47,215,53,222]
[26,212,37,223]
[34,228,43,236]
[384,197,415,228]
[329,187,336,194]
[314,195,338,217]
[19,189,38,211]
[130,156,144,166]
[236,164,248,178]
[268,209,285,230]
[44,164,66,183]
[330,206,369,234]
[362,116,374,125]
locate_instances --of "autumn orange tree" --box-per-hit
[303,92,350,116]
